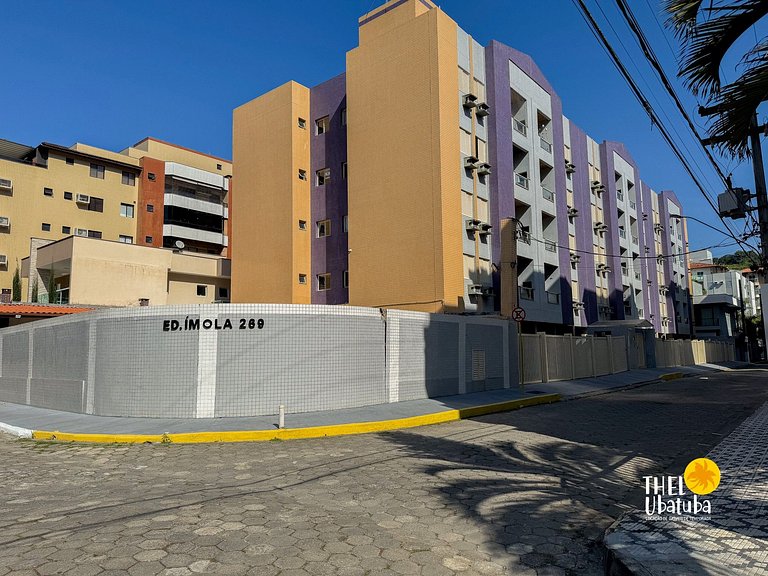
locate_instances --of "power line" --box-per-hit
[569,0,761,266]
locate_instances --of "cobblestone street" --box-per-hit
[1,370,766,576]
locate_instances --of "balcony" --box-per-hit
[631,235,638,245]
[617,190,624,201]
[634,272,641,281]
[544,240,557,253]
[619,229,626,239]
[546,291,560,304]
[629,200,636,210]
[163,224,228,247]
[540,137,552,153]
[164,193,225,217]
[165,162,229,191]
[515,173,529,189]
[516,230,532,245]
[513,118,527,136]
[542,186,554,202]
[519,286,535,301]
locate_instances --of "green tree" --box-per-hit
[12,262,21,302]
[31,278,38,303]
[46,268,56,304]
[665,0,768,157]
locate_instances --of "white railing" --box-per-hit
[542,186,554,201]
[513,118,527,136]
[516,230,532,244]
[515,173,529,189]
[544,240,557,253]
[540,137,552,153]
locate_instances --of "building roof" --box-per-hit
[0,304,92,317]
[132,137,232,164]
[0,138,36,162]
[689,262,717,270]
[41,142,142,172]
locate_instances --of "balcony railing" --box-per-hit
[513,118,527,136]
[631,235,638,245]
[540,137,552,153]
[634,272,641,281]
[544,240,557,253]
[617,190,624,201]
[629,200,636,210]
[516,230,532,244]
[546,291,560,304]
[519,286,534,301]
[515,173,529,189]
[621,267,628,276]
[619,229,626,239]
[542,186,554,202]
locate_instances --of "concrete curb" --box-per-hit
[24,393,562,445]
[0,422,33,439]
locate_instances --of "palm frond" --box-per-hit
[706,41,768,158]
[664,0,705,37]
[676,0,768,96]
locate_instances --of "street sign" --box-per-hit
[511,307,526,322]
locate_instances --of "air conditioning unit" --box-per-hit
[654,223,664,232]
[476,162,492,176]
[591,181,605,193]
[464,156,479,170]
[475,102,490,117]
[572,301,584,310]
[465,218,482,231]
[0,216,9,228]
[468,284,484,295]
[463,93,478,109]
[75,193,90,204]
[75,228,88,237]
[567,206,579,217]
[481,286,495,296]
[0,255,7,267]
[0,178,12,192]
[565,161,576,174]
[479,222,492,232]
[570,252,581,263]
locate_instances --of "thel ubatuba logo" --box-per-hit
[643,457,720,519]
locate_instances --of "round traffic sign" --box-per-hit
[511,307,526,322]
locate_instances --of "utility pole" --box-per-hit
[749,112,768,275]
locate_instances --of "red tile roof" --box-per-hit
[0,304,92,316]
[689,262,716,269]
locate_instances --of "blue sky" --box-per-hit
[3,0,766,256]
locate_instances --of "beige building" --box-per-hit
[0,137,231,304]
[22,236,230,307]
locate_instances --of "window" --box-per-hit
[88,197,104,212]
[317,219,331,237]
[64,191,73,200]
[66,157,74,165]
[42,223,51,232]
[317,273,331,291]
[121,171,136,186]
[298,274,307,284]
[62,226,71,234]
[315,116,329,135]
[147,204,154,213]
[89,163,105,179]
[298,169,307,181]
[298,220,307,230]
[43,187,53,197]
[88,230,102,239]
[120,203,135,218]
[341,108,347,126]
[147,172,156,181]
[119,235,133,244]
[342,162,348,179]
[343,215,348,233]
[343,270,349,288]
[145,236,153,244]
[216,164,222,171]
[298,117,307,129]
[316,168,330,186]
[196,285,207,296]
[218,287,229,299]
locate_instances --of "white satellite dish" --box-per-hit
[174,240,185,250]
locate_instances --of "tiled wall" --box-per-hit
[0,305,518,418]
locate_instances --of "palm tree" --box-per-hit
[665,0,768,157]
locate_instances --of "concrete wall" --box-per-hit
[0,304,517,418]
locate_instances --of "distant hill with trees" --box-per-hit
[713,251,760,270]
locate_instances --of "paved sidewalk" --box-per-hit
[0,362,744,442]
[604,400,768,576]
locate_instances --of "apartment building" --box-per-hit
[232,0,691,335]
[0,137,231,305]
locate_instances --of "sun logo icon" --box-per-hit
[684,458,721,495]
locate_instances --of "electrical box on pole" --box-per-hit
[717,187,751,219]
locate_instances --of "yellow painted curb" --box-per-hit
[660,372,684,381]
[30,393,561,445]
